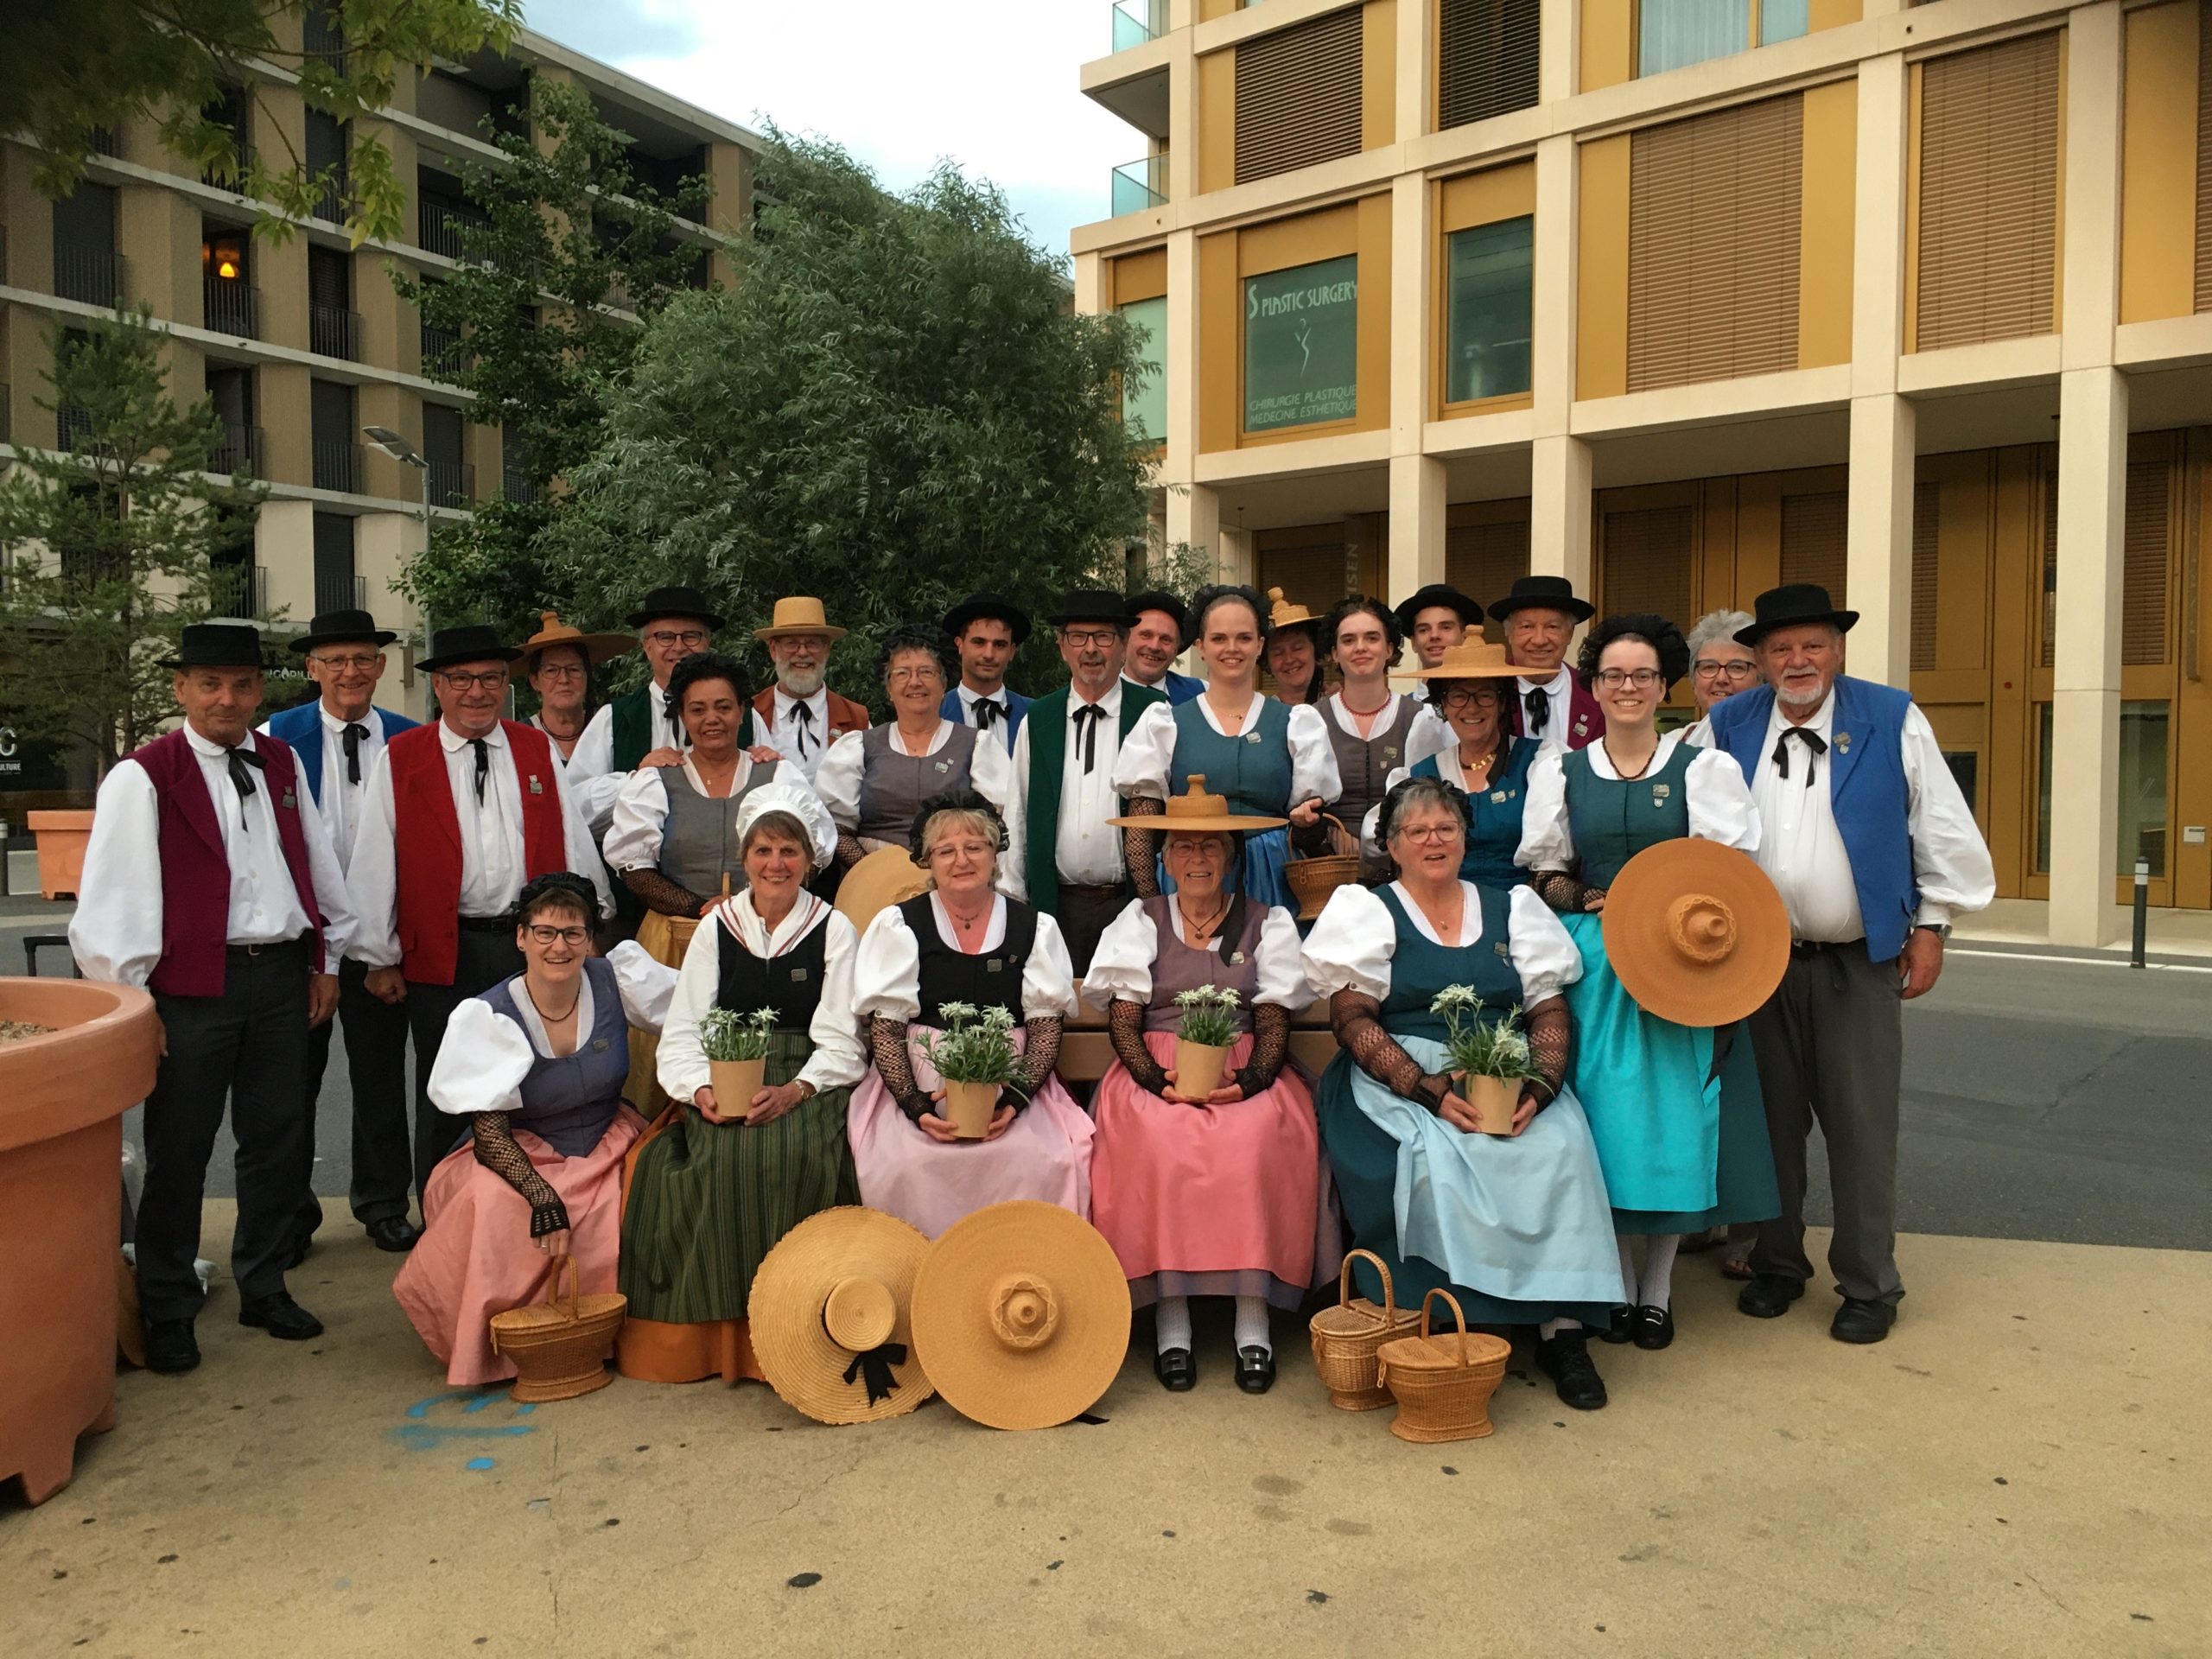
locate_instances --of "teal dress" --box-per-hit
[1314,885,1622,1325]
[1551,743,1779,1236]
[1408,735,1536,890]
[1161,697,1300,909]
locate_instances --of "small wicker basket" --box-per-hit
[1376,1288,1514,1444]
[1284,816,1359,923]
[1307,1249,1424,1411]
[487,1254,627,1403]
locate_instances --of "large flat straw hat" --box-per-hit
[1266,586,1325,638]
[835,844,934,933]
[1106,772,1286,833]
[909,1201,1132,1431]
[754,595,848,643]
[520,610,634,671]
[748,1207,934,1424]
[1408,632,1521,679]
[1603,839,1790,1028]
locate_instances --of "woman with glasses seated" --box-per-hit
[1516,614,1773,1354]
[393,874,677,1386]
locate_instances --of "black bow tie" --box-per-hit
[1523,685,1549,734]
[971,696,1007,730]
[1071,702,1105,774]
[789,698,816,757]
[470,736,490,803]
[1773,726,1827,786]
[341,721,368,785]
[225,744,266,804]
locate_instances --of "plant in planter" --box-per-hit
[1429,985,1544,1135]
[918,1001,1020,1140]
[699,1007,779,1121]
[1169,984,1242,1102]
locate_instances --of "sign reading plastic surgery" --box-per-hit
[1243,256,1358,434]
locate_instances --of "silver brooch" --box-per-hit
[934,760,951,772]
[1835,732,1851,753]
[1244,731,1262,745]
[1494,940,1510,957]
[1490,790,1509,804]
[528,775,543,796]
[280,790,296,810]
[790,968,809,982]
[1652,783,1671,804]
[591,1038,608,1052]
[1230,950,1247,965]
[1383,746,1399,761]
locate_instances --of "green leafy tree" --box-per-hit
[529,133,1157,703]
[0,307,272,776]
[391,77,715,638]
[5,0,520,245]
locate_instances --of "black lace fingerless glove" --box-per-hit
[1232,1001,1291,1096]
[1328,989,1445,1108]
[1108,998,1170,1094]
[1522,995,1570,1109]
[868,1014,934,1122]
[1122,795,1163,898]
[472,1113,570,1236]
[1531,869,1606,914]
[1013,1014,1063,1109]
[622,865,709,918]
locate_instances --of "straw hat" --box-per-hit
[1602,839,1790,1028]
[747,1207,935,1424]
[834,844,934,933]
[1408,632,1521,679]
[909,1201,1132,1431]
[520,610,635,671]
[1266,586,1325,638]
[753,595,848,643]
[1106,773,1287,833]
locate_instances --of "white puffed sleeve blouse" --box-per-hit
[1299,882,1582,1006]
[853,893,1080,1024]
[1079,898,1310,1012]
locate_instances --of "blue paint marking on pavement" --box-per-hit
[391,1389,539,1454]
[514,1403,537,1415]
[404,1388,509,1421]
[467,1457,496,1471]
[387,1422,534,1451]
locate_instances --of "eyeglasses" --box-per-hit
[1058,628,1122,649]
[1439,687,1502,710]
[1394,823,1461,845]
[925,840,996,863]
[435,670,510,691]
[533,661,588,680]
[644,629,710,650]
[1592,668,1664,690]
[887,664,943,684]
[310,652,384,672]
[524,925,589,946]
[1693,659,1758,682]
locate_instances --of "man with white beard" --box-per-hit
[749,596,871,784]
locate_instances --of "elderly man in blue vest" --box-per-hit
[1705,584,1993,1344]
[262,608,423,1260]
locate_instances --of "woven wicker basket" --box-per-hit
[1307,1249,1423,1411]
[487,1254,626,1403]
[1376,1288,1513,1444]
[1283,816,1358,922]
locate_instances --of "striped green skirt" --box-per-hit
[618,1030,859,1325]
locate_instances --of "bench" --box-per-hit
[1057,988,1338,1084]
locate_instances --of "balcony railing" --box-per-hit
[309,303,361,360]
[86,125,119,159]
[420,321,466,378]
[417,196,488,260]
[1111,0,1168,51]
[501,464,540,506]
[1110,155,1166,218]
[303,8,346,69]
[209,423,264,478]
[202,276,261,338]
[315,570,366,614]
[0,383,10,445]
[209,562,267,618]
[312,440,359,493]
[201,139,256,193]
[313,165,350,226]
[429,458,475,508]
[54,248,125,308]
[56,404,96,453]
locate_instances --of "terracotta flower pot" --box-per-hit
[0,976,161,1505]
[1457,1071,1521,1135]
[709,1057,766,1122]
[943,1078,999,1140]
[27,810,95,901]
[1173,1037,1231,1101]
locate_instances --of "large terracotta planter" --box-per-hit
[27,809,95,900]
[0,976,160,1505]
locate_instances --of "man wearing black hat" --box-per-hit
[70,623,356,1373]
[1704,584,1993,1344]
[259,610,423,1258]
[568,584,727,824]
[1489,575,1604,751]
[1393,582,1485,671]
[346,626,613,1205]
[1001,592,1166,973]
[940,592,1033,750]
[1122,590,1204,705]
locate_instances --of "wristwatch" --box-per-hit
[1914,922,1952,940]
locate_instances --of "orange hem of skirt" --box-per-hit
[613,1315,764,1385]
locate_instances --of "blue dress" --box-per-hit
[1160,696,1299,910]
[1408,735,1537,890]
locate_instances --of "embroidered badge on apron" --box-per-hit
[1490,790,1509,804]
[1494,940,1510,957]
[789,967,810,982]
[1244,731,1262,745]
[591,1037,609,1052]
[528,774,544,796]
[985,958,1003,973]
[1382,746,1399,762]
[934,760,951,772]
[281,790,296,810]
[1651,783,1671,807]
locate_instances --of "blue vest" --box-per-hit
[942,686,1029,749]
[265,700,420,807]
[1160,669,1205,706]
[1707,676,1919,962]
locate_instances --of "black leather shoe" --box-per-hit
[1737,1274,1806,1319]
[1234,1345,1276,1395]
[1632,1304,1675,1351]
[238,1292,325,1341]
[1597,1303,1633,1344]
[1831,1297,1897,1344]
[144,1319,200,1375]
[1535,1331,1607,1410]
[366,1216,422,1253]
[1153,1348,1196,1392]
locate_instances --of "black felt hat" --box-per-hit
[417,625,524,673]
[162,621,269,671]
[1124,590,1192,646]
[626,585,726,632]
[1045,589,1133,628]
[1733,583,1859,646]
[1486,575,1596,625]
[1392,582,1486,633]
[942,592,1033,646]
[288,607,398,653]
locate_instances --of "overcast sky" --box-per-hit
[524,0,1140,261]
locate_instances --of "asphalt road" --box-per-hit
[6,901,2207,1254]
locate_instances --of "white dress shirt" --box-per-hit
[1111,696,1344,808]
[566,683,682,824]
[69,725,356,987]
[1745,692,1995,943]
[1001,683,1130,900]
[1516,731,1762,873]
[954,682,1019,751]
[1516,666,1580,751]
[346,719,612,970]
[256,702,388,871]
[656,893,868,1101]
[764,685,834,781]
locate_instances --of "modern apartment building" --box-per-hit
[0,16,755,692]
[1075,0,2212,939]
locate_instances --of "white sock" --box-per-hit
[1539,1318,1581,1340]
[1154,1295,1192,1353]
[1617,1236,1637,1302]
[1233,1295,1272,1355]
[1637,1234,1681,1311]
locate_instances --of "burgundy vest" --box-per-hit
[1508,673,1606,750]
[133,728,324,998]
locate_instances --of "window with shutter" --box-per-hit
[1599,504,1695,623]
[1445,518,1531,611]
[1438,0,1540,130]
[1626,95,1802,393]
[2122,461,2171,666]
[1234,8,1364,186]
[1910,482,1941,672]
[1779,489,1847,606]
[1915,33,2060,352]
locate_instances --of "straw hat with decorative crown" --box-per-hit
[747,1206,935,1424]
[1266,587,1325,637]
[1107,774,1287,834]
[1602,839,1790,1028]
[1408,632,1522,680]
[909,1201,1132,1431]
[754,596,849,643]
[834,844,935,933]
[520,610,635,671]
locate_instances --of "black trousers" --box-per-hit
[404,927,525,1205]
[137,938,314,1324]
[293,956,414,1238]
[1055,883,1128,979]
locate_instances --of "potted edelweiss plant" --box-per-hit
[920,1002,1020,1140]
[1429,985,1543,1135]
[1170,984,1241,1101]
[699,1007,779,1122]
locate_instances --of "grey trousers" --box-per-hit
[404,927,525,1206]
[295,955,414,1238]
[1746,944,1906,1306]
[138,938,315,1324]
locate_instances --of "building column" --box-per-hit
[1166,482,1224,582]
[1388,454,1446,604]
[1845,393,1915,688]
[1538,0,1580,105]
[1528,434,1593,599]
[1162,229,1201,490]
[1529,134,1577,440]
[254,498,316,623]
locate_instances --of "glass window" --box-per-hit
[1119,295,1166,447]
[1445,215,1533,404]
[2118,701,2170,877]
[1639,0,1748,74]
[2035,702,2052,874]
[1243,255,1359,434]
[1760,0,1808,44]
